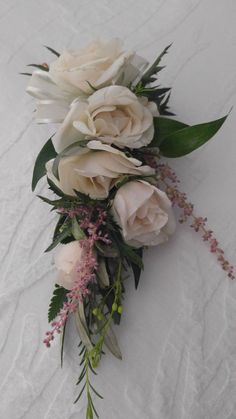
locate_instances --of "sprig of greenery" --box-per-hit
[141,44,172,86]
[75,346,103,419]
[132,44,173,115]
[133,82,174,115]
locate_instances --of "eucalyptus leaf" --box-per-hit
[95,318,122,360]
[60,320,67,367]
[75,304,93,352]
[95,242,119,258]
[104,325,122,360]
[72,217,85,240]
[97,259,110,288]
[78,302,89,330]
[159,115,227,157]
[32,137,57,191]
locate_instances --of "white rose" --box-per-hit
[111,180,176,248]
[52,85,158,153]
[54,241,83,290]
[46,141,155,200]
[49,38,148,96]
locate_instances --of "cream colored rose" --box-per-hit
[49,38,148,96]
[54,241,83,290]
[111,180,176,248]
[52,85,158,153]
[46,141,154,200]
[26,39,147,125]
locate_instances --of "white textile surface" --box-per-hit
[0,1,236,418]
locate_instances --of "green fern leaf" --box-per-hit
[48,285,69,323]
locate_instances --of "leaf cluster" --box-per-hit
[75,345,102,419]
[132,44,174,115]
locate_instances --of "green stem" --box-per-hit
[89,261,123,368]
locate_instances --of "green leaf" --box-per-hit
[151,117,189,147]
[45,223,72,252]
[74,383,86,404]
[103,326,122,360]
[89,393,99,418]
[52,215,67,241]
[47,177,64,197]
[89,383,103,399]
[141,44,172,86]
[48,285,68,323]
[131,248,143,289]
[60,320,67,367]
[37,195,65,208]
[32,137,57,191]
[121,244,144,269]
[97,259,110,288]
[140,87,174,116]
[72,217,85,240]
[159,115,227,157]
[74,304,93,352]
[95,242,119,258]
[44,45,60,57]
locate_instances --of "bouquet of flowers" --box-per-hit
[23,39,234,418]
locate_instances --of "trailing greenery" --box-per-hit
[75,345,103,419]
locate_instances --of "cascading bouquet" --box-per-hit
[23,39,234,418]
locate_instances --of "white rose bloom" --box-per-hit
[111,180,176,248]
[46,140,155,200]
[49,38,148,96]
[54,241,83,290]
[52,85,158,153]
[26,39,148,125]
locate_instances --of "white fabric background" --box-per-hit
[0,1,236,418]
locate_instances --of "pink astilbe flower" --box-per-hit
[153,161,235,280]
[44,206,111,347]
